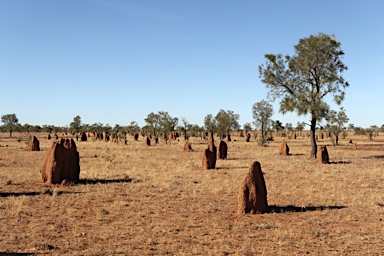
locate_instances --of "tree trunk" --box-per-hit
[184,126,187,141]
[261,123,265,145]
[310,116,317,158]
[9,127,12,137]
[335,135,339,145]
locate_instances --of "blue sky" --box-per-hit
[1,0,383,129]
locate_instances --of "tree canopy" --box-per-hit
[243,122,252,132]
[296,121,306,132]
[252,100,273,145]
[271,120,284,133]
[180,117,189,140]
[144,111,178,138]
[70,115,82,133]
[126,121,141,133]
[215,109,240,139]
[203,114,216,133]
[1,113,19,137]
[325,107,349,145]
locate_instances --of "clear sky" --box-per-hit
[1,0,383,129]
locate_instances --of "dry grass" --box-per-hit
[0,132,383,255]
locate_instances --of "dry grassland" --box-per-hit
[0,132,383,255]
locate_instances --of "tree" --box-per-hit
[144,112,160,137]
[158,111,178,135]
[215,110,230,140]
[180,117,189,140]
[70,115,82,134]
[23,123,32,133]
[33,125,42,133]
[296,122,306,132]
[113,124,122,132]
[325,107,349,145]
[353,126,365,135]
[42,124,54,133]
[145,111,178,138]
[83,124,90,132]
[370,125,379,132]
[188,124,202,137]
[127,121,140,133]
[90,122,104,133]
[252,100,273,145]
[228,110,241,132]
[215,109,240,140]
[285,123,293,132]
[259,33,349,157]
[204,114,216,133]
[243,122,253,132]
[1,114,19,137]
[271,120,284,133]
[104,124,112,132]
[368,125,379,138]
[365,127,374,139]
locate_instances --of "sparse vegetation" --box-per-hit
[0,131,383,254]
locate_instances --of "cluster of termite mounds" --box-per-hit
[198,135,269,214]
[278,139,332,164]
[201,132,230,169]
[199,135,336,215]
[29,128,347,218]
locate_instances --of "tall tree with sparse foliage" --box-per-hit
[271,120,284,133]
[252,100,273,145]
[285,123,293,132]
[243,122,252,132]
[89,122,104,133]
[145,111,178,138]
[215,109,240,140]
[127,121,140,133]
[296,122,306,132]
[180,117,189,140]
[259,33,349,157]
[1,113,19,137]
[203,114,216,133]
[144,112,160,137]
[158,111,178,135]
[70,115,83,133]
[325,107,349,145]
